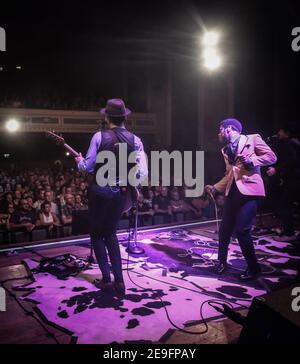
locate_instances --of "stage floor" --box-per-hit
[0,218,299,344]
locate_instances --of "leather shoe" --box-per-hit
[114,282,126,295]
[215,263,227,275]
[93,279,114,292]
[240,269,261,281]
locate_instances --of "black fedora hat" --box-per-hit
[100,98,131,117]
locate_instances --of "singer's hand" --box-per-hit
[237,154,254,170]
[266,166,276,177]
[75,152,84,164]
[205,185,215,196]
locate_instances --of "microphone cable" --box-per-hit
[123,200,248,336]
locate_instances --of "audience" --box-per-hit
[191,193,210,219]
[203,193,225,219]
[61,193,75,226]
[9,198,38,240]
[74,194,88,211]
[0,165,226,244]
[137,193,154,226]
[0,203,15,231]
[44,191,59,215]
[33,189,45,210]
[170,190,200,220]
[39,202,61,238]
[153,186,173,224]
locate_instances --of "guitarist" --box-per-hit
[75,99,148,294]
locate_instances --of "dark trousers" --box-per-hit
[88,184,126,283]
[218,182,261,274]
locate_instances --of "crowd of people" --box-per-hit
[0,165,225,244]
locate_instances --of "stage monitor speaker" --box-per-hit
[238,283,300,344]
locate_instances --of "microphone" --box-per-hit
[266,135,278,142]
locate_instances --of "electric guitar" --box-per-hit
[46,130,138,213]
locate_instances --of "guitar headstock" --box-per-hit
[46,130,65,146]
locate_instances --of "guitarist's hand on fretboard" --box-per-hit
[75,152,84,164]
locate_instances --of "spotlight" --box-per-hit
[201,29,223,71]
[5,119,20,133]
[203,50,222,70]
[202,31,219,47]
[65,152,70,157]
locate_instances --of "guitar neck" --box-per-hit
[63,143,80,158]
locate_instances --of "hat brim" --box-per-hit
[100,107,131,117]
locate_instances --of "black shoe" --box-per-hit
[215,263,227,275]
[93,279,114,292]
[240,269,261,281]
[114,282,126,295]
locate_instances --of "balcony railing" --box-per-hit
[0,107,157,134]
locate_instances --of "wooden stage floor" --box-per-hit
[0,220,247,344]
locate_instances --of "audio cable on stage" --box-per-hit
[123,205,249,336]
[207,189,220,234]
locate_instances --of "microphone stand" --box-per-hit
[126,201,145,255]
[87,243,95,264]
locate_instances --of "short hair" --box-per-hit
[41,201,50,210]
[107,115,126,126]
[278,125,292,135]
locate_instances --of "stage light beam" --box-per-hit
[5,119,20,133]
[201,30,223,71]
[203,50,222,70]
[202,31,219,47]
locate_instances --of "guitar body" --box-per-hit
[46,130,139,214]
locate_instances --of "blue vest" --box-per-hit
[94,127,136,184]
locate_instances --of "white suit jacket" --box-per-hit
[214,134,277,196]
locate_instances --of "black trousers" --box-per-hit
[88,184,126,283]
[218,182,261,274]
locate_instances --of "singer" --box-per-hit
[205,119,277,280]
